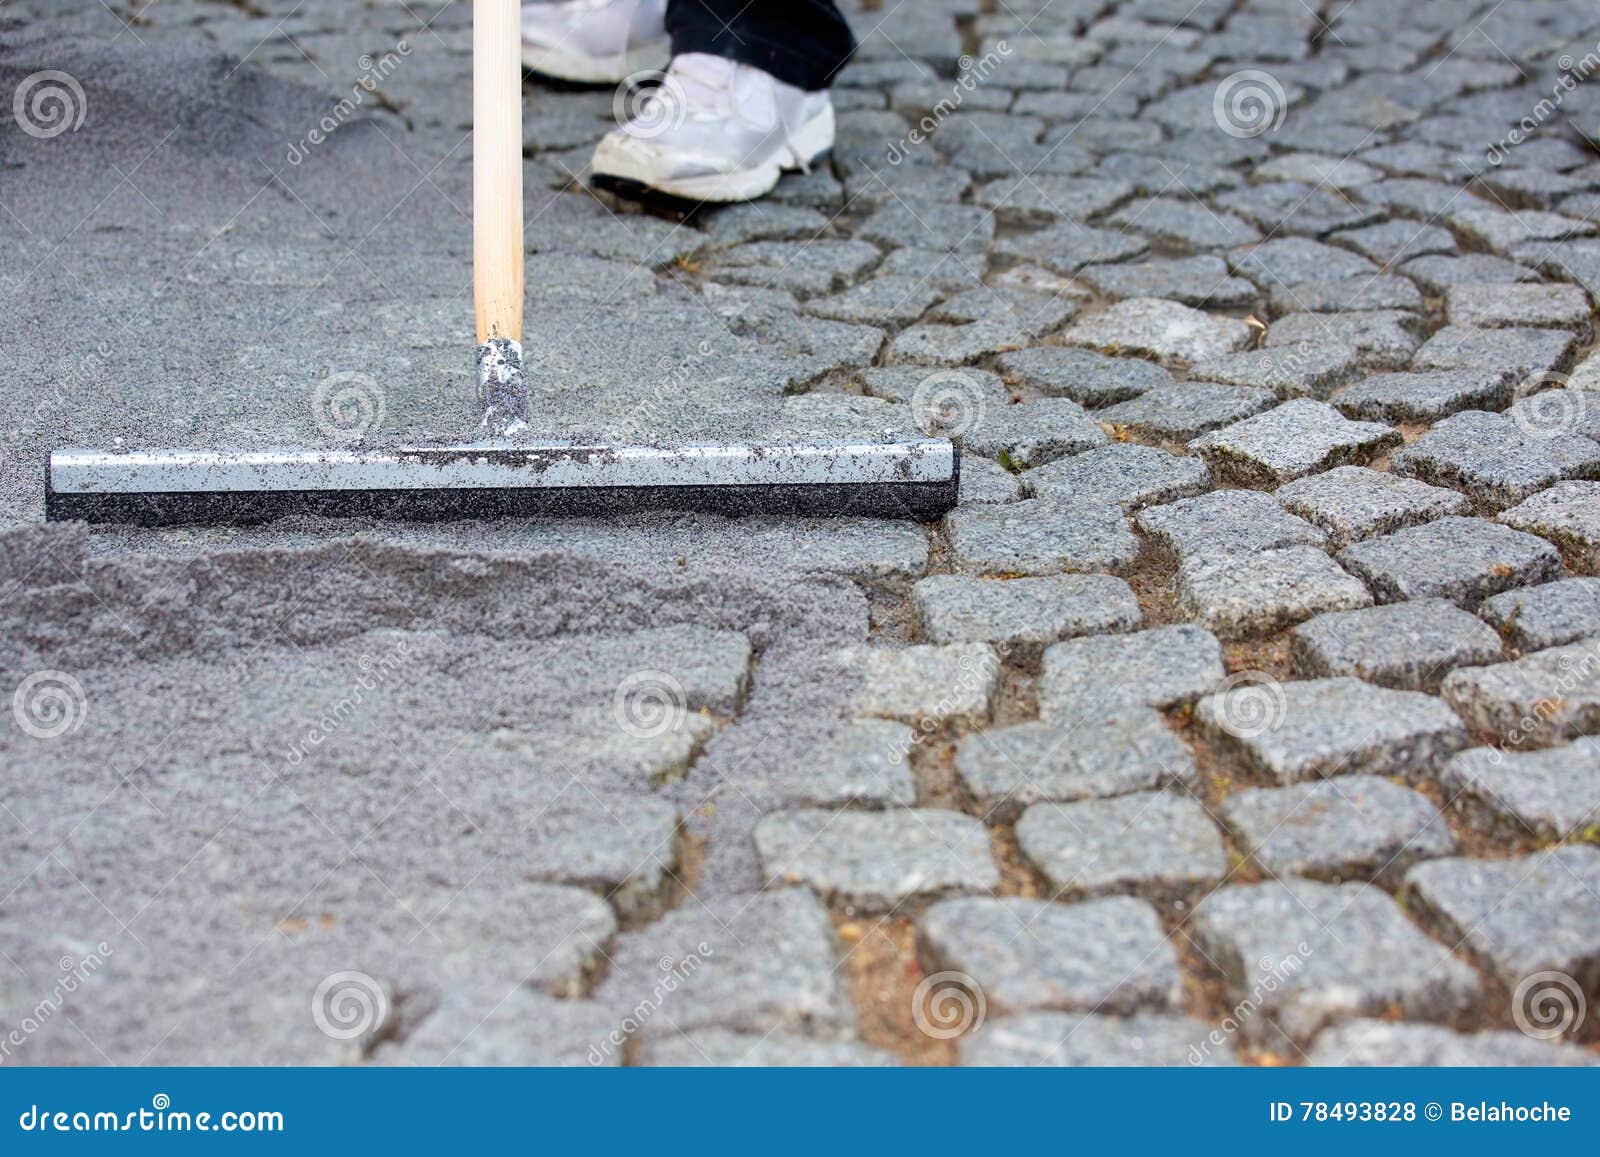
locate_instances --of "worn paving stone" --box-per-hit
[860,364,1010,409]
[1441,636,1600,748]
[1039,625,1224,724]
[700,239,881,296]
[1025,443,1210,512]
[803,276,947,326]
[1230,238,1379,287]
[1446,283,1595,338]
[957,455,1025,505]
[1447,207,1596,253]
[1478,577,1600,652]
[1441,740,1600,841]
[1337,516,1564,608]
[778,393,912,440]
[1265,311,1423,371]
[1307,1019,1599,1067]
[992,222,1148,273]
[857,201,995,253]
[636,1031,897,1067]
[1410,325,1579,380]
[1017,792,1227,899]
[888,319,1029,365]
[954,710,1197,818]
[944,499,1138,578]
[1189,344,1362,400]
[1063,298,1255,365]
[960,398,1109,467]
[1109,197,1260,249]
[926,287,1081,336]
[1220,777,1455,883]
[1499,481,1600,569]
[1402,253,1539,293]
[1197,676,1469,783]
[592,889,853,1040]
[1329,369,1514,423]
[746,720,917,809]
[1331,220,1457,264]
[1407,846,1600,988]
[873,247,988,290]
[1078,256,1256,308]
[995,346,1174,408]
[1218,182,1384,237]
[1191,879,1482,1049]
[1137,489,1327,559]
[754,808,999,913]
[1291,599,1504,692]
[1392,411,1600,509]
[1258,152,1383,189]
[1176,547,1374,640]
[1189,399,1401,486]
[1276,466,1470,548]
[959,1012,1236,1066]
[1097,382,1278,441]
[974,175,1136,223]
[1268,276,1424,317]
[842,643,1002,730]
[912,573,1141,662]
[919,895,1182,1014]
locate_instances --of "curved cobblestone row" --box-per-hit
[2,0,1599,1066]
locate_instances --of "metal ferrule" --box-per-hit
[474,337,529,439]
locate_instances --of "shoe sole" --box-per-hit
[520,38,670,85]
[589,101,835,204]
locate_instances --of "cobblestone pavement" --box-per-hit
[2,0,1600,1066]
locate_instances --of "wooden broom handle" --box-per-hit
[474,0,523,345]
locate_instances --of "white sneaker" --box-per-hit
[590,53,835,203]
[521,0,669,84]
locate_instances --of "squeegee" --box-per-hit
[45,0,958,527]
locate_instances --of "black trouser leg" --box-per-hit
[664,0,856,91]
